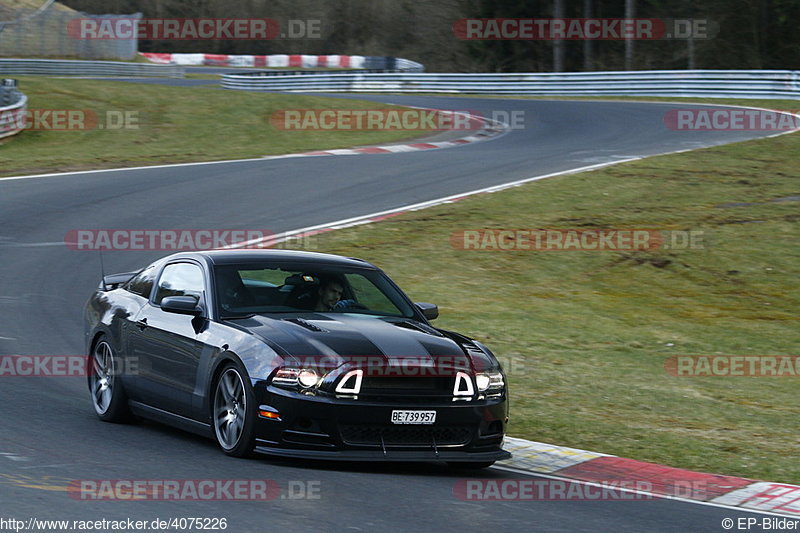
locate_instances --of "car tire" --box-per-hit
[447,461,496,469]
[212,362,256,458]
[89,335,132,423]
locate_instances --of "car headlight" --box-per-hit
[272,368,300,387]
[476,371,504,394]
[298,369,320,388]
[272,367,322,390]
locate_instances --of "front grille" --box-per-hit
[362,376,448,390]
[340,424,472,447]
[359,376,454,396]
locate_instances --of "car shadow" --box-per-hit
[133,417,506,478]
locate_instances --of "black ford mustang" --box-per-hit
[84,250,509,466]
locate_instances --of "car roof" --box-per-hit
[163,249,378,269]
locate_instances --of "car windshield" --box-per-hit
[214,263,416,318]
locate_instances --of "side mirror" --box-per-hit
[415,302,439,321]
[161,296,203,316]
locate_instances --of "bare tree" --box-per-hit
[624,0,635,70]
[552,0,564,71]
[583,0,592,70]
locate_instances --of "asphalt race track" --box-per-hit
[0,94,787,532]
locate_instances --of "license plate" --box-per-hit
[391,410,436,425]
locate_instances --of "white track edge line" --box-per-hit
[230,158,641,249]
[492,464,800,519]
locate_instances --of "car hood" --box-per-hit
[230,313,494,371]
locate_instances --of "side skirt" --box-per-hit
[129,401,212,439]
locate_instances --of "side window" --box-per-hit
[126,265,157,298]
[154,263,205,306]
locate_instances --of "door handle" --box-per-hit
[135,318,148,330]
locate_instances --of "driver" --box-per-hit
[315,278,345,311]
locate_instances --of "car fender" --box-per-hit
[197,330,283,423]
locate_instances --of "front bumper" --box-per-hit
[252,383,509,462]
[253,445,510,462]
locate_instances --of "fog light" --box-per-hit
[258,406,281,420]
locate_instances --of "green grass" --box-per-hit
[184,73,222,80]
[287,98,800,484]
[0,77,425,176]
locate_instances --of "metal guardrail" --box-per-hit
[0,58,184,78]
[0,79,27,140]
[221,69,800,99]
[231,68,420,77]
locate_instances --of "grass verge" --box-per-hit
[290,98,799,484]
[0,77,425,176]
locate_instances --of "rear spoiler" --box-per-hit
[100,271,138,291]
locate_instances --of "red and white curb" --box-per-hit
[712,483,800,515]
[500,437,610,473]
[140,52,367,69]
[498,437,800,517]
[260,109,508,160]
[0,109,509,182]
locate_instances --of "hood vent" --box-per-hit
[283,317,328,333]
[390,320,444,337]
[460,340,486,356]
